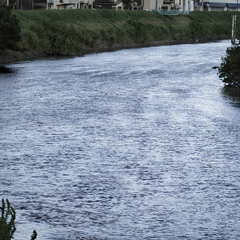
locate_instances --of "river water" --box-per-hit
[1,40,240,239]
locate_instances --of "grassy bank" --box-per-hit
[2,9,240,61]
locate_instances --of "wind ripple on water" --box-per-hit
[1,40,240,239]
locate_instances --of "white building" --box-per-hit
[143,0,163,10]
[51,0,93,9]
[201,0,240,11]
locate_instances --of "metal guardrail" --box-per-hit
[158,9,189,15]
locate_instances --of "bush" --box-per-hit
[42,20,85,56]
[217,44,240,88]
[0,199,38,240]
[20,29,40,50]
[125,18,151,43]
[122,0,131,10]
[0,4,21,52]
[0,199,16,240]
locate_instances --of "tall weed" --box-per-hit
[19,29,39,50]
[12,10,234,57]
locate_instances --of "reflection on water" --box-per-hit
[221,86,240,107]
[2,40,240,240]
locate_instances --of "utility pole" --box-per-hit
[231,15,237,44]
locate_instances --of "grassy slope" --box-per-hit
[14,9,176,29]
[3,10,240,60]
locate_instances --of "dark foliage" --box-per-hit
[122,0,132,10]
[0,4,21,51]
[0,199,16,240]
[125,18,151,43]
[218,44,240,88]
[0,199,38,240]
[42,20,85,56]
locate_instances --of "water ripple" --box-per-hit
[1,40,240,239]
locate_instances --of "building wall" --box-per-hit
[53,0,93,9]
[143,0,163,10]
[16,0,47,9]
[200,0,240,11]
[22,0,33,9]
[114,1,123,10]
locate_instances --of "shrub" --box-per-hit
[42,20,85,56]
[0,199,16,240]
[0,4,21,52]
[125,18,151,43]
[115,26,128,44]
[0,199,38,240]
[103,27,117,44]
[122,0,131,10]
[19,29,40,50]
[217,44,240,88]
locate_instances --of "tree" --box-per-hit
[0,199,38,240]
[0,3,21,52]
[217,44,240,88]
[0,199,16,240]
[122,0,132,10]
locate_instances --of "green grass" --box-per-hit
[6,9,237,57]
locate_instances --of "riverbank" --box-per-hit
[0,37,229,64]
[0,10,239,64]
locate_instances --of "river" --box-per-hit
[1,40,240,239]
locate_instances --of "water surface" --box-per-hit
[1,40,240,239]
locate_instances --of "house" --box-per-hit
[4,0,48,9]
[94,0,163,10]
[4,0,94,9]
[4,0,239,10]
[94,0,123,10]
[143,0,163,10]
[200,0,240,11]
[53,0,93,9]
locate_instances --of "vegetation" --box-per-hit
[1,9,239,61]
[189,11,233,40]
[122,0,132,10]
[0,4,21,54]
[216,19,240,89]
[0,199,37,240]
[0,199,16,240]
[217,44,240,88]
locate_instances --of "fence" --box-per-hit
[158,9,189,15]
